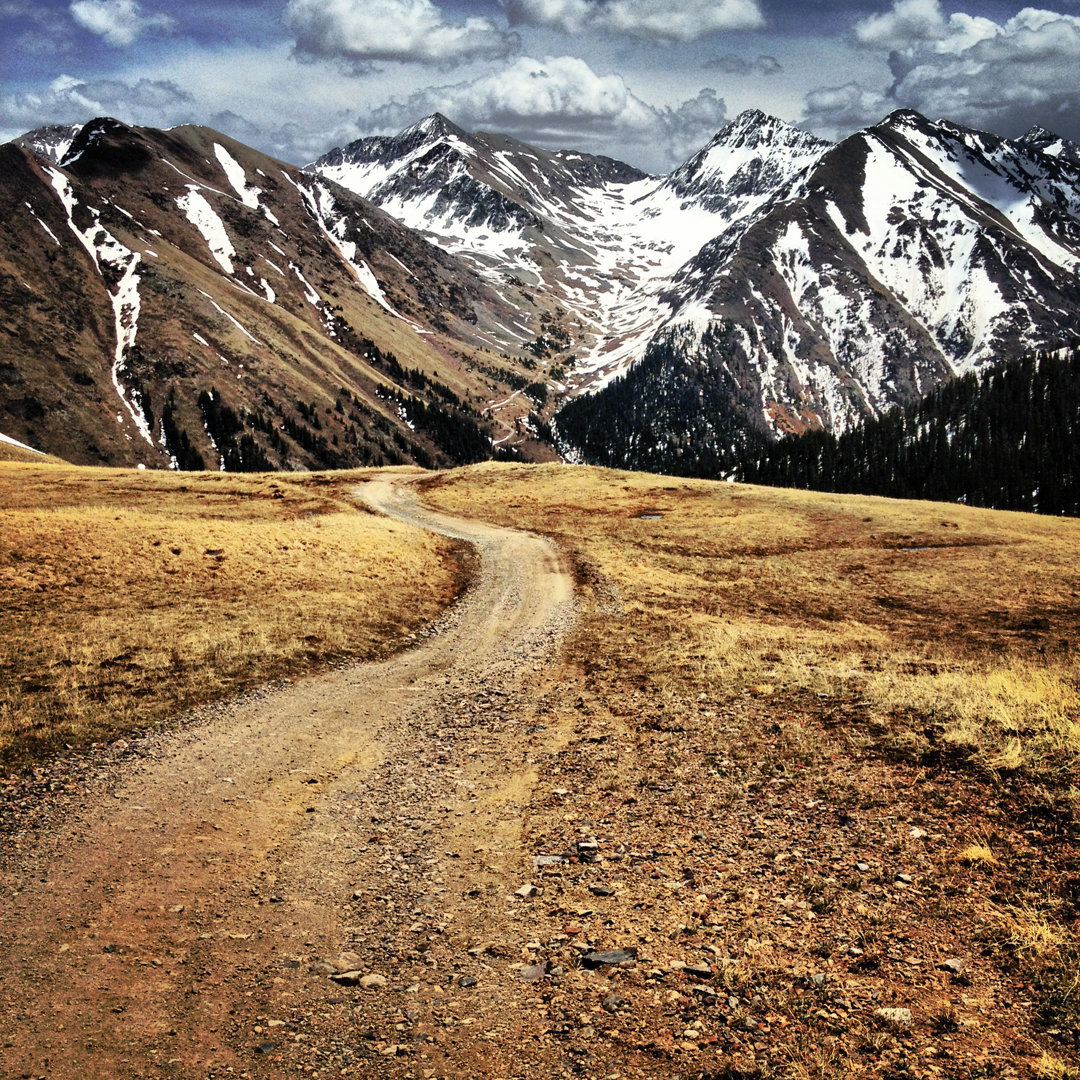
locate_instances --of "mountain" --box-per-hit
[309,109,825,395]
[735,345,1080,516]
[555,110,1080,475]
[1,117,552,469]
[6,107,1080,477]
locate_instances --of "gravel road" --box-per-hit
[0,475,577,1079]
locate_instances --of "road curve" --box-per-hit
[0,474,575,1079]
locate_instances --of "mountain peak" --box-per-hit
[714,109,821,149]
[406,113,466,141]
[1017,123,1079,162]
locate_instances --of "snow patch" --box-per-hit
[177,188,236,275]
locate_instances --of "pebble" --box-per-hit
[515,883,540,899]
[582,948,637,968]
[875,1007,914,1026]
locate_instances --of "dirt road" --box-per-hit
[0,476,577,1079]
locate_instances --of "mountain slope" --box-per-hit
[556,110,1080,474]
[2,117,550,468]
[736,345,1080,515]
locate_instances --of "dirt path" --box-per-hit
[0,476,577,1079]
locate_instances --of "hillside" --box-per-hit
[1,118,551,470]
[735,346,1080,515]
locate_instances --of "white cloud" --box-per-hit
[69,0,175,47]
[1,74,192,139]
[358,55,727,170]
[805,3,1080,142]
[364,55,653,137]
[801,81,891,138]
[282,0,518,65]
[852,0,950,48]
[504,0,764,42]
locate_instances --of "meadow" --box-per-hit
[0,462,463,767]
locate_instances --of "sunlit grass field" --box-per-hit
[421,462,1080,784]
[0,462,462,768]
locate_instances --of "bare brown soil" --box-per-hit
[2,465,1079,1080]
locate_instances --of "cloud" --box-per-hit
[282,0,518,66]
[852,0,950,48]
[804,2,1080,143]
[69,0,176,47]
[801,81,891,138]
[1,74,192,136]
[704,53,782,75]
[504,0,764,42]
[356,55,727,170]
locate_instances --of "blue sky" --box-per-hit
[3,0,1079,171]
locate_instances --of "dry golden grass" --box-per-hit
[421,462,1080,779]
[0,462,462,768]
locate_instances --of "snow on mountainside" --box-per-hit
[310,109,828,391]
[14,123,84,164]
[2,117,551,469]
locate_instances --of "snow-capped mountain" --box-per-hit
[313,107,1080,475]
[1,117,548,468]
[6,106,1080,476]
[310,110,829,392]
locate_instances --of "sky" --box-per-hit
[2,0,1080,173]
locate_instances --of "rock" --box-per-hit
[909,827,928,839]
[255,1042,278,1055]
[727,995,740,1010]
[588,885,615,897]
[333,951,364,973]
[856,862,870,872]
[520,964,546,983]
[533,855,566,868]
[875,1007,913,1026]
[515,883,540,899]
[940,958,966,976]
[895,873,913,885]
[359,973,388,989]
[683,964,713,980]
[582,948,637,968]
[459,975,478,988]
[602,993,626,1013]
[691,985,717,1002]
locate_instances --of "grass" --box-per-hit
[422,462,1080,1074]
[419,462,1080,781]
[0,462,464,770]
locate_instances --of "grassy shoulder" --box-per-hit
[420,462,1080,1076]
[422,462,1080,782]
[0,462,465,771]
